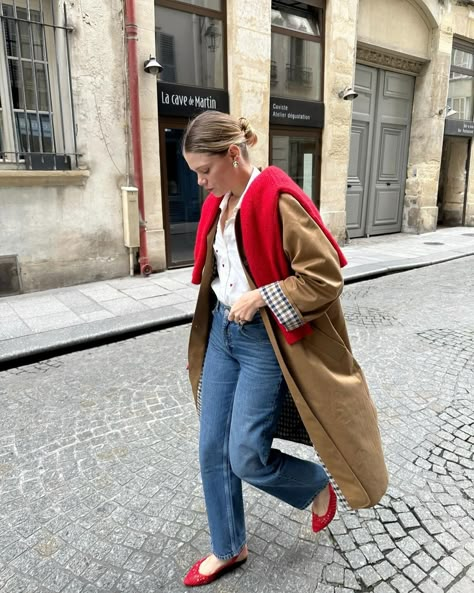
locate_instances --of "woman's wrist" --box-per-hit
[254,289,266,308]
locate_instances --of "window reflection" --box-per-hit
[155,6,224,89]
[15,112,53,153]
[165,127,203,265]
[2,4,53,154]
[271,8,320,36]
[271,32,321,101]
[449,43,474,121]
[452,48,473,70]
[448,73,473,121]
[272,135,318,204]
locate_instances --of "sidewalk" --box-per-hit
[1,226,473,365]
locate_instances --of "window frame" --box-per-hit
[449,38,474,122]
[157,0,223,19]
[451,39,474,79]
[271,0,325,103]
[271,0,324,41]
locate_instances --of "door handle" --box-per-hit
[386,182,391,186]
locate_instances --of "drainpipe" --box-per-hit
[124,0,152,275]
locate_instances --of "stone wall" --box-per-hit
[0,0,131,292]
[358,0,433,59]
[2,0,474,295]
[403,25,452,233]
[403,1,474,232]
[136,0,166,271]
[320,0,359,242]
[226,0,272,169]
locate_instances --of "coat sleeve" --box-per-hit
[259,193,344,328]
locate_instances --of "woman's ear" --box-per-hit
[228,144,241,162]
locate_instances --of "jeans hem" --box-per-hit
[299,477,330,510]
[212,541,247,561]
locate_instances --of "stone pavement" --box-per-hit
[0,257,473,593]
[1,227,473,366]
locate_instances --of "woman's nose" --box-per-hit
[197,176,207,187]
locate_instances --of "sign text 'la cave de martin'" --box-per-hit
[158,82,229,117]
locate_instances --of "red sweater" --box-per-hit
[192,166,347,343]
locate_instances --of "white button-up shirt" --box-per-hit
[211,167,261,306]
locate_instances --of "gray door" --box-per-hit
[346,65,414,237]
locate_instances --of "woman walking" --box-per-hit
[182,111,387,587]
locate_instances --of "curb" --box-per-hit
[1,251,473,370]
[343,250,474,283]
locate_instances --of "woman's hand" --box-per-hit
[228,290,265,323]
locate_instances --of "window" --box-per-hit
[271,0,323,101]
[155,0,225,89]
[448,41,474,122]
[271,130,321,206]
[0,0,77,168]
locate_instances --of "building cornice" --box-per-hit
[356,45,428,76]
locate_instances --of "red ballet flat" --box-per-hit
[312,483,337,533]
[183,553,247,587]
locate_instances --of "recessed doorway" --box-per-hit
[159,121,205,267]
[346,65,415,238]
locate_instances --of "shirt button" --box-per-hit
[230,283,233,287]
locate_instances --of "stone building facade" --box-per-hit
[0,0,473,294]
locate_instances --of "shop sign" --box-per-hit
[158,82,229,117]
[270,96,324,128]
[445,119,474,137]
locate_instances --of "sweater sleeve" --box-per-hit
[260,194,344,326]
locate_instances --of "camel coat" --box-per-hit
[188,194,388,509]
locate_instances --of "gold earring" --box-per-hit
[233,160,239,168]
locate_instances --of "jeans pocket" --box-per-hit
[240,319,269,342]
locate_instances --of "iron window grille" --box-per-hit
[0,0,78,169]
[286,63,313,87]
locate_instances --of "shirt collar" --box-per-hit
[219,167,261,212]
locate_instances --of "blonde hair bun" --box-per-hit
[183,110,258,155]
[239,117,258,147]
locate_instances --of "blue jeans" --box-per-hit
[199,302,329,560]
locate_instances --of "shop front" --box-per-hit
[155,0,228,267]
[438,39,474,227]
[269,0,324,206]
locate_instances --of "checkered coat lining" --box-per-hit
[195,279,350,510]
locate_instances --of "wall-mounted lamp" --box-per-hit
[338,86,358,101]
[204,20,221,52]
[437,104,457,118]
[144,55,163,76]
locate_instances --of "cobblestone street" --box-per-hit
[1,257,473,593]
